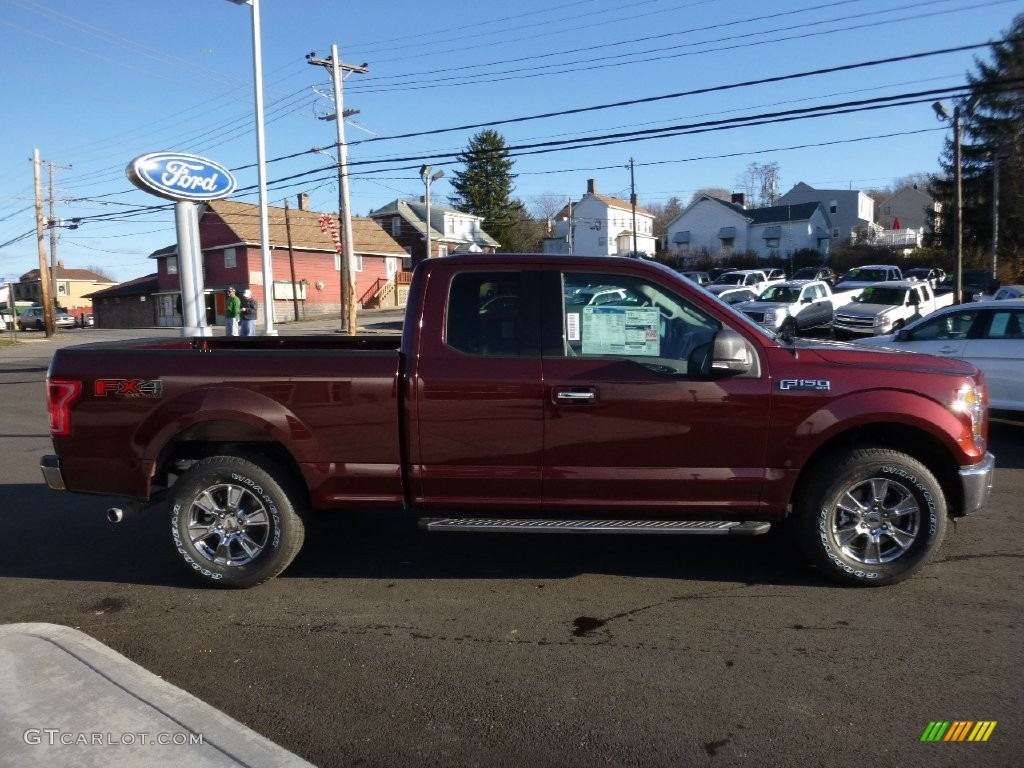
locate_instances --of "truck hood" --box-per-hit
[835,302,899,318]
[736,300,788,313]
[792,338,978,377]
[706,284,743,294]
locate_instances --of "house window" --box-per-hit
[167,257,178,275]
[57,283,68,295]
[766,238,780,248]
[224,247,236,268]
[832,228,840,238]
[829,200,838,214]
[599,237,606,246]
[438,245,448,257]
[391,217,401,236]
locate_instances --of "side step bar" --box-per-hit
[419,518,770,536]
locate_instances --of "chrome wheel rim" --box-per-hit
[187,483,271,566]
[830,477,921,564]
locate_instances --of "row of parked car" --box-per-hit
[677,264,1022,412]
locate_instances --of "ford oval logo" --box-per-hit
[126,152,237,202]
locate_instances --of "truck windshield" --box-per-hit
[758,286,797,302]
[856,287,906,305]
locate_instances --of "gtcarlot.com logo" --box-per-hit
[921,721,997,742]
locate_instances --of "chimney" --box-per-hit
[587,179,597,194]
[297,192,310,211]
[731,193,745,208]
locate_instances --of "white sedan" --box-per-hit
[856,300,1024,412]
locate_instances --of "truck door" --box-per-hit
[407,270,544,509]
[541,269,772,515]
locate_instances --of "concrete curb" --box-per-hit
[0,623,314,767]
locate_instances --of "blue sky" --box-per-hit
[1,0,1021,283]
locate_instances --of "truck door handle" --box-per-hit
[553,387,598,404]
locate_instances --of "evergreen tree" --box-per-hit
[928,14,1024,280]
[448,130,520,251]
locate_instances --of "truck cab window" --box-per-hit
[560,271,724,376]
[446,272,536,356]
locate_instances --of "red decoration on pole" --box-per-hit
[319,214,343,254]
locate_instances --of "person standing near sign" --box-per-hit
[224,287,241,336]
[240,289,258,336]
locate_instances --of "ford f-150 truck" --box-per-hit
[41,255,995,589]
[832,280,956,338]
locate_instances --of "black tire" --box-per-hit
[794,447,947,586]
[169,454,305,588]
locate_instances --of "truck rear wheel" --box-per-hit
[794,447,946,586]
[168,455,305,588]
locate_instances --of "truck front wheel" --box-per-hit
[168,455,305,588]
[794,448,947,586]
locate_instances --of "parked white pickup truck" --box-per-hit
[705,269,771,297]
[832,280,956,337]
[734,279,862,336]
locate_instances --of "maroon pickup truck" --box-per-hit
[41,255,995,588]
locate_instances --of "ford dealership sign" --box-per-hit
[126,152,236,202]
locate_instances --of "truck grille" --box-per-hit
[742,311,766,323]
[833,313,875,329]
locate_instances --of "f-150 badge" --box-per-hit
[779,379,831,391]
[94,379,164,397]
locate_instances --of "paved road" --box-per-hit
[0,326,1021,767]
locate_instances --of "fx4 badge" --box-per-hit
[94,379,164,398]
[779,379,831,391]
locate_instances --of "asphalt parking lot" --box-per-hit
[0,322,1021,767]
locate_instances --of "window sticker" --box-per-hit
[566,312,581,341]
[581,306,660,356]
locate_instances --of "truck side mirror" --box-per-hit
[709,328,754,377]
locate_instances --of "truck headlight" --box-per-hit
[951,384,986,448]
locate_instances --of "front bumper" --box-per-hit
[41,454,65,491]
[958,451,995,516]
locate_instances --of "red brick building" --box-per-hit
[100,198,409,328]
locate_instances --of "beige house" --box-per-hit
[12,264,116,318]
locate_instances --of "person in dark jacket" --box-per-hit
[240,289,258,336]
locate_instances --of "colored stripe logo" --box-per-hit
[921,721,997,742]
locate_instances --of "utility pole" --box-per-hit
[32,149,54,337]
[47,161,72,306]
[307,47,368,334]
[628,158,638,256]
[284,199,300,321]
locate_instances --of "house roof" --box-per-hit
[151,199,406,258]
[19,265,116,283]
[84,273,159,299]
[555,192,654,219]
[369,199,501,248]
[745,202,823,224]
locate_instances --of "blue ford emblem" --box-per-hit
[126,152,237,202]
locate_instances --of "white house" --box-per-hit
[777,182,874,244]
[665,194,832,264]
[368,199,499,266]
[544,179,656,257]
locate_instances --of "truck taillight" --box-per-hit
[47,379,82,437]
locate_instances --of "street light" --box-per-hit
[932,97,978,304]
[228,0,275,335]
[420,165,444,261]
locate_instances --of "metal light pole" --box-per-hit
[420,165,444,261]
[933,97,979,304]
[932,101,965,303]
[229,0,275,334]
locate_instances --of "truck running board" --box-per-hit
[418,518,770,536]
